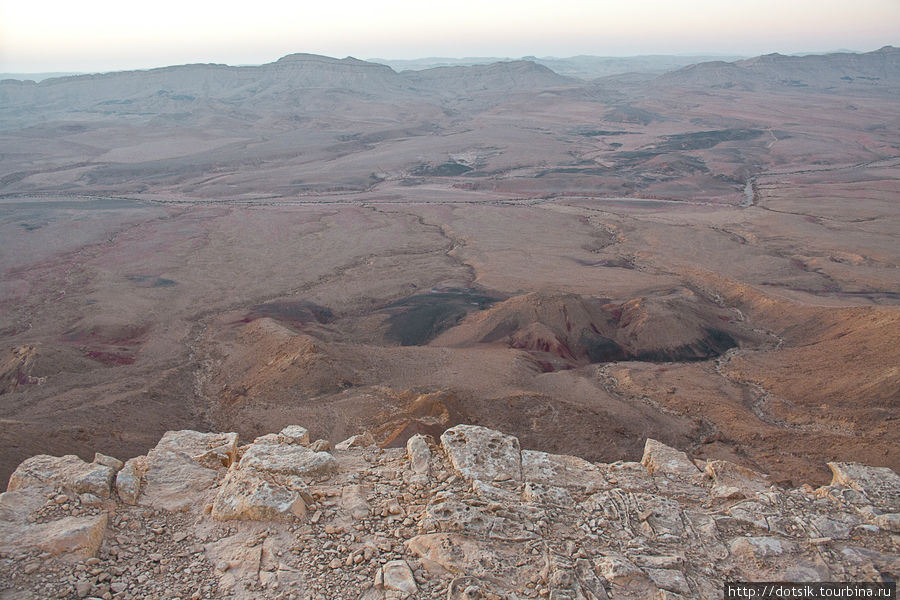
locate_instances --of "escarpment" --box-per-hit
[1,424,897,599]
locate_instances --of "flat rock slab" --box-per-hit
[426,494,538,541]
[212,468,307,521]
[828,462,900,512]
[521,449,608,491]
[8,454,115,498]
[239,442,336,478]
[405,533,542,582]
[0,513,107,560]
[341,484,372,520]
[0,488,45,521]
[382,559,417,596]
[705,459,771,499]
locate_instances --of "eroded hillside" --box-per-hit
[1,49,898,492]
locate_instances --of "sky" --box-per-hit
[1,0,899,73]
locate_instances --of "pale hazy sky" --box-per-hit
[1,0,898,73]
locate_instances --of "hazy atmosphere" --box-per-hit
[1,0,899,597]
[2,0,900,72]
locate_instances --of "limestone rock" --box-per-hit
[705,459,771,499]
[133,430,239,511]
[154,430,239,468]
[309,438,331,452]
[522,449,608,491]
[8,454,115,498]
[872,512,900,532]
[277,425,310,446]
[470,479,519,502]
[440,425,521,484]
[359,588,384,600]
[210,427,331,521]
[335,431,376,450]
[641,439,699,479]
[633,554,684,570]
[574,558,611,600]
[446,576,501,599]
[0,481,108,562]
[115,456,145,505]
[726,500,770,530]
[406,434,431,475]
[211,468,307,521]
[37,513,107,558]
[606,461,658,492]
[93,453,123,471]
[340,484,372,519]
[522,482,574,507]
[406,533,541,581]
[382,559,417,597]
[729,536,796,559]
[2,423,899,600]
[406,533,540,580]
[646,568,690,595]
[140,449,220,512]
[79,492,102,506]
[595,552,659,596]
[0,512,107,560]
[827,462,900,512]
[426,494,537,541]
[0,488,44,521]
[206,529,302,598]
[239,438,336,478]
[546,554,610,600]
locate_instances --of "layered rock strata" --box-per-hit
[1,424,897,599]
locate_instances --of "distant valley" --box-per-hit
[1,46,897,491]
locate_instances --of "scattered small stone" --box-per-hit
[1,424,897,600]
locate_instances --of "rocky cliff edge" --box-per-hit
[1,424,897,599]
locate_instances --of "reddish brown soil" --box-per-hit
[1,53,898,488]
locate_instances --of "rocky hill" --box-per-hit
[655,46,900,91]
[0,54,573,119]
[1,423,897,599]
[401,61,573,95]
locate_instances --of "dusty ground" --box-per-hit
[1,51,897,488]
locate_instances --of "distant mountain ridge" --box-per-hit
[401,60,573,94]
[1,47,897,126]
[3,46,896,106]
[656,45,899,91]
[0,54,575,117]
[370,54,749,79]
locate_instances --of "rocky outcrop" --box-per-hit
[1,424,897,599]
[1,454,112,564]
[211,426,333,522]
[0,345,41,394]
[9,454,116,498]
[136,430,238,512]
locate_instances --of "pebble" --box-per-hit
[3,427,897,600]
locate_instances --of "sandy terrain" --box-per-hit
[1,49,897,488]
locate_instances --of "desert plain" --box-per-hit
[0,48,898,490]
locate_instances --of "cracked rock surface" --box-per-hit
[1,424,897,599]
